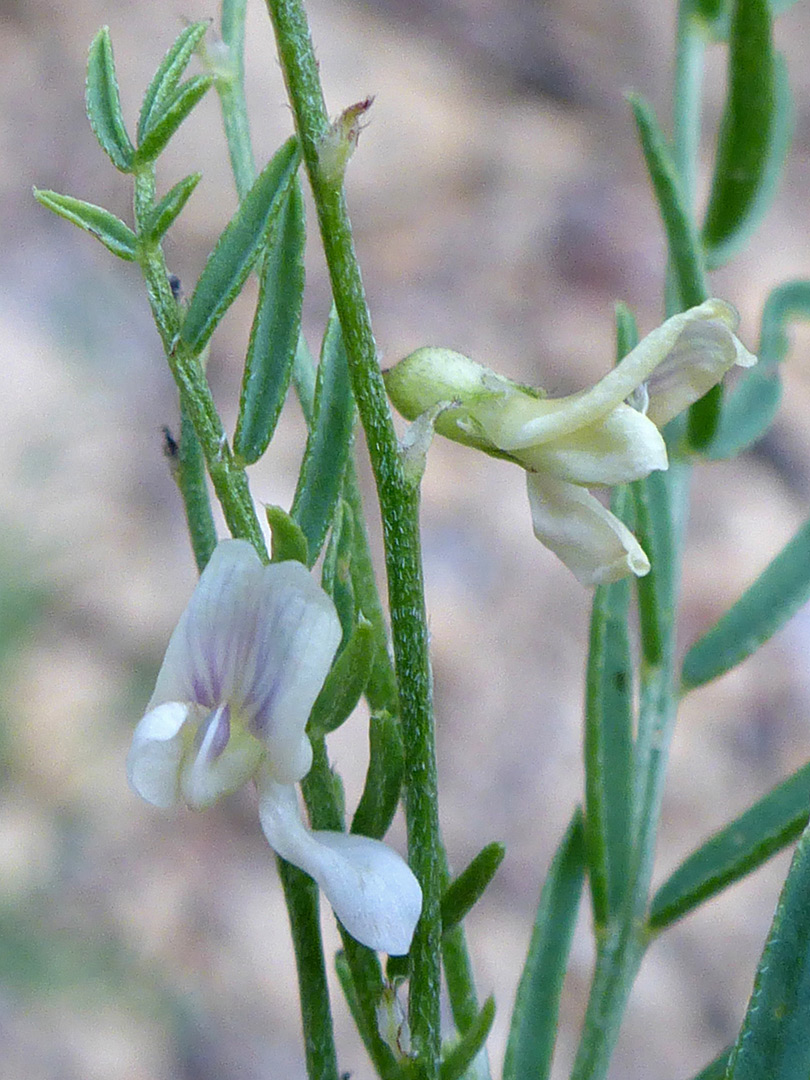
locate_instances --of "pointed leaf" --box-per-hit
[585,560,634,929]
[709,279,810,460]
[440,997,496,1080]
[441,842,506,935]
[85,27,135,172]
[180,137,300,353]
[33,189,137,260]
[321,499,356,646]
[290,309,356,565]
[351,712,404,840]
[628,92,708,310]
[682,513,810,690]
[234,177,305,463]
[140,173,202,243]
[702,0,778,264]
[135,74,214,165]
[266,504,309,564]
[308,616,375,738]
[725,820,810,1079]
[138,20,210,143]
[503,809,586,1080]
[650,761,810,931]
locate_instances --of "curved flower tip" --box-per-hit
[128,539,342,810]
[526,472,650,586]
[259,778,422,955]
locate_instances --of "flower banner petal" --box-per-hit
[148,539,265,711]
[258,778,422,955]
[242,560,342,783]
[526,472,650,585]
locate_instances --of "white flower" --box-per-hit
[127,539,422,955]
[385,299,756,585]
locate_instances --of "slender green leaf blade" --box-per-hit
[234,177,305,464]
[290,309,356,565]
[725,820,810,1079]
[650,761,810,931]
[441,843,506,935]
[682,514,810,690]
[140,173,202,243]
[138,20,210,143]
[85,27,135,172]
[503,809,586,1080]
[180,136,300,353]
[702,0,777,263]
[308,617,374,738]
[351,712,404,840]
[440,997,496,1080]
[135,74,214,165]
[33,189,137,260]
[584,565,634,928]
[710,278,810,459]
[628,92,708,310]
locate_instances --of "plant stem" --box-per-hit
[219,0,256,200]
[133,167,267,555]
[278,858,341,1080]
[672,1,705,209]
[262,2,442,1072]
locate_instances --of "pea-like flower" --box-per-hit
[127,539,422,955]
[385,299,756,585]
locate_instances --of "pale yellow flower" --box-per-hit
[385,299,756,585]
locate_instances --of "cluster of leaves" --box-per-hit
[35,19,507,1080]
[503,2,810,1079]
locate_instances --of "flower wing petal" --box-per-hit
[526,472,650,585]
[518,402,668,484]
[241,561,342,783]
[148,539,265,711]
[258,778,422,955]
[127,701,190,808]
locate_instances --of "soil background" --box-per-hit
[3,0,810,1077]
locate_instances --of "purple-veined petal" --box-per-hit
[148,540,265,712]
[526,472,650,585]
[238,560,341,783]
[180,704,264,810]
[258,777,422,955]
[517,402,667,485]
[127,701,191,808]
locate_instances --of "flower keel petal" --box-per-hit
[258,778,422,955]
[526,472,650,585]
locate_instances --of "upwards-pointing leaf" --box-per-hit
[137,21,210,144]
[85,27,135,172]
[180,137,300,354]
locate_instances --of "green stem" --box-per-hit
[672,1,705,209]
[570,462,688,1080]
[219,0,256,200]
[133,167,266,555]
[262,2,442,1072]
[278,858,341,1080]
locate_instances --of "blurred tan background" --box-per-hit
[4,0,810,1076]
